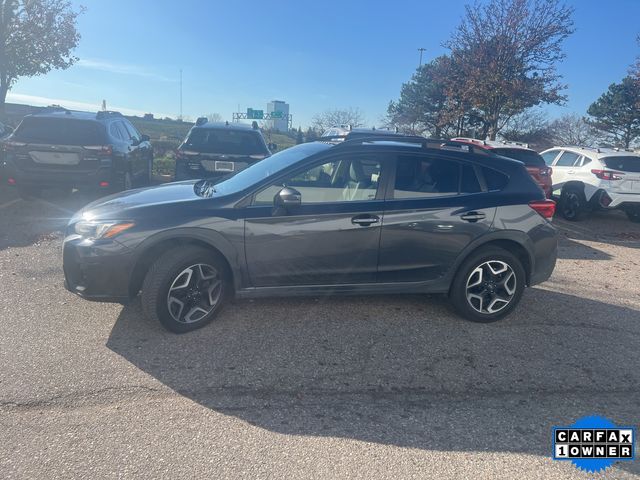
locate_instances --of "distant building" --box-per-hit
[144,113,154,120]
[266,100,289,132]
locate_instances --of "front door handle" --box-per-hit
[351,214,380,226]
[460,211,486,222]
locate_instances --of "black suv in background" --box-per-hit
[63,134,558,333]
[175,120,271,181]
[2,109,153,198]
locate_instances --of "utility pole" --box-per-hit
[417,47,426,68]
[179,69,183,120]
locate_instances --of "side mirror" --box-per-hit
[140,134,150,142]
[268,142,278,152]
[273,186,301,214]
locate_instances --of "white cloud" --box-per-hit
[76,59,175,82]
[6,92,173,118]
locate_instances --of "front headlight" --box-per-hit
[74,221,135,240]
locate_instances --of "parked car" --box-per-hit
[2,109,153,198]
[63,133,557,333]
[540,146,640,222]
[451,138,553,198]
[174,120,271,181]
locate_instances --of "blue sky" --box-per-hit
[7,0,640,128]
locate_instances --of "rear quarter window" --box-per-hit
[603,156,640,173]
[13,117,105,145]
[482,167,508,191]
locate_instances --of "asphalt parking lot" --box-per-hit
[0,186,639,479]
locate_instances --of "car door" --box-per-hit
[122,120,145,179]
[551,150,581,192]
[244,153,389,287]
[378,152,496,283]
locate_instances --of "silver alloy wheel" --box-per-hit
[465,260,516,315]
[167,263,222,323]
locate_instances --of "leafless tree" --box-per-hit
[312,107,365,133]
[549,113,597,146]
[206,113,223,123]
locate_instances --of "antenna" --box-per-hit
[179,69,183,120]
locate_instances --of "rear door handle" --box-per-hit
[351,214,380,226]
[460,211,486,222]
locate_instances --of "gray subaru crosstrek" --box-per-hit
[63,134,558,333]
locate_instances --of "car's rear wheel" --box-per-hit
[141,246,229,333]
[449,246,525,323]
[559,187,588,221]
[626,207,640,223]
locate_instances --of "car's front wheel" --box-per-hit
[141,246,229,333]
[449,246,526,323]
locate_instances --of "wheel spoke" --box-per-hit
[166,263,221,324]
[465,260,517,315]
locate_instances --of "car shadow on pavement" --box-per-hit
[0,187,98,251]
[106,288,640,474]
[553,212,640,250]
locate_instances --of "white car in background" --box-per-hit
[540,146,640,222]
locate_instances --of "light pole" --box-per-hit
[418,47,426,68]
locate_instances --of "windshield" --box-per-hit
[195,142,331,197]
[184,128,268,155]
[603,156,640,173]
[13,117,105,145]
[492,148,545,167]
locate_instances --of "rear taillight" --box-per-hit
[7,177,16,185]
[591,169,624,181]
[529,199,556,219]
[84,145,113,156]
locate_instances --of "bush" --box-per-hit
[153,155,176,176]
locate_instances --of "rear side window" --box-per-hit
[482,167,508,191]
[603,156,640,172]
[13,117,105,145]
[492,148,545,167]
[555,151,581,167]
[393,155,479,198]
[184,128,268,155]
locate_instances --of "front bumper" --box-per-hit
[63,234,134,303]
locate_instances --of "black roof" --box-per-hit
[26,108,123,122]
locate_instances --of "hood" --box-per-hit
[78,181,205,220]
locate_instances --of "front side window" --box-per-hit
[123,121,141,142]
[253,156,381,205]
[393,155,460,198]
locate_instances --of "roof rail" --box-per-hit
[96,110,123,118]
[333,134,490,155]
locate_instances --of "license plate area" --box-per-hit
[201,160,234,172]
[29,151,80,165]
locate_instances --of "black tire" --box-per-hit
[626,208,640,223]
[111,171,132,194]
[141,246,230,333]
[559,187,588,221]
[448,246,526,323]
